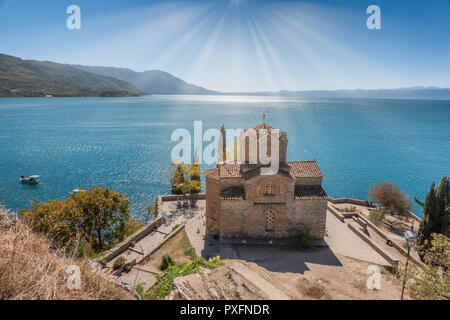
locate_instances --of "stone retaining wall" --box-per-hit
[388,238,423,267]
[98,217,163,263]
[357,214,423,267]
[405,210,422,223]
[328,197,375,207]
[136,223,186,265]
[328,197,422,222]
[327,205,345,222]
[159,193,206,202]
[347,223,399,266]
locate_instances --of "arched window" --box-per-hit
[264,185,274,195]
[266,209,274,231]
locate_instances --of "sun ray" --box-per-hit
[184,2,233,86]
[245,3,293,90]
[146,3,220,71]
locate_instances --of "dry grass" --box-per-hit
[141,229,193,271]
[298,278,329,300]
[352,279,368,293]
[0,208,133,300]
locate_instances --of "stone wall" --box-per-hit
[205,168,327,241]
[250,175,290,204]
[328,197,373,206]
[220,200,296,239]
[160,193,206,201]
[220,200,250,237]
[98,217,164,263]
[287,199,328,239]
[205,177,221,235]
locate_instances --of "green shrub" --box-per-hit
[184,246,197,260]
[113,256,127,270]
[68,241,97,259]
[160,254,175,271]
[135,283,149,300]
[20,186,139,252]
[296,230,313,250]
[369,208,388,225]
[150,257,225,300]
[410,234,450,300]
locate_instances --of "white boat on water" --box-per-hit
[20,175,40,185]
[70,189,85,195]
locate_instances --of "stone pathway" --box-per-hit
[184,205,207,256]
[104,200,205,289]
[108,201,205,267]
[325,209,390,266]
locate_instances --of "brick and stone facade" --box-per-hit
[204,122,328,242]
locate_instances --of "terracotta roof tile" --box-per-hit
[287,161,322,178]
[219,163,241,178]
[203,168,220,180]
[216,161,322,179]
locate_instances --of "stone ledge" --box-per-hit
[328,197,374,207]
[159,193,206,202]
[347,223,399,266]
[357,215,423,267]
[327,205,345,222]
[98,217,163,264]
[357,214,387,239]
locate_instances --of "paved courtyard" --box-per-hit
[194,207,391,268]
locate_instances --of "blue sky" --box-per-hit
[0,0,449,91]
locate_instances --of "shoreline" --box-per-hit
[1,94,449,102]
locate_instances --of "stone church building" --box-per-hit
[203,122,328,244]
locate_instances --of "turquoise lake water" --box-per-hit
[0,95,449,219]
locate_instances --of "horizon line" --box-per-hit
[2,52,450,93]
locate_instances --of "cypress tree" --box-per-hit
[219,123,226,162]
[417,183,438,248]
[435,176,450,237]
[417,176,450,258]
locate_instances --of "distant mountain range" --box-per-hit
[1,52,449,99]
[75,65,217,95]
[233,87,450,100]
[0,53,140,97]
